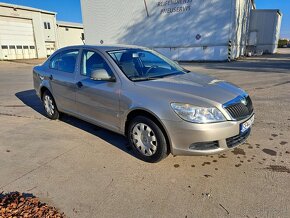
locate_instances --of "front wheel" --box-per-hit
[127,116,168,163]
[42,90,60,120]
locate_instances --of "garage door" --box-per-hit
[0,16,37,60]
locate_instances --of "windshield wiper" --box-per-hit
[153,72,184,78]
[130,77,158,81]
[130,72,184,82]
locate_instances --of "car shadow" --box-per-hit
[15,90,136,159]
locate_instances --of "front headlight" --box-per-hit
[171,103,226,123]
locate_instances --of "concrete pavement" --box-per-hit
[0,49,290,217]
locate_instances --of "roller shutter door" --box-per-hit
[0,16,36,59]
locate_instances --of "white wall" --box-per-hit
[82,0,244,61]
[231,0,252,59]
[0,4,56,59]
[249,10,282,54]
[57,25,84,48]
[41,13,57,42]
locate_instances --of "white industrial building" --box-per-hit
[56,21,84,48]
[0,3,84,60]
[81,0,282,61]
[248,10,282,54]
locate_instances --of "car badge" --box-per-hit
[241,98,247,105]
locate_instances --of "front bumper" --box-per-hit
[162,113,254,156]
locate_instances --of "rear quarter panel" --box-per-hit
[33,65,52,98]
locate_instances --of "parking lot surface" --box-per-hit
[0,49,290,217]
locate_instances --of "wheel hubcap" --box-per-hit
[131,123,157,156]
[44,95,55,116]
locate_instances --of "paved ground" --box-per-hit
[0,49,290,218]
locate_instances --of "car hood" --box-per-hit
[134,72,247,105]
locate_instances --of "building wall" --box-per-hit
[231,0,252,59]
[41,13,57,42]
[249,10,282,54]
[81,0,254,61]
[0,4,57,59]
[81,0,235,61]
[57,25,84,48]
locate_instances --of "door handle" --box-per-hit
[49,75,53,80]
[76,81,83,88]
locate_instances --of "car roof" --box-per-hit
[61,44,148,52]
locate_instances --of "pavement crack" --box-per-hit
[0,112,46,120]
[255,80,290,90]
[0,145,79,191]
[0,105,26,108]
[273,81,290,87]
[219,203,230,215]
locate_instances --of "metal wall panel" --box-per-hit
[81,0,255,61]
[57,26,84,48]
[249,10,282,54]
[81,0,239,61]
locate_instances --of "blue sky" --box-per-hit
[1,0,289,38]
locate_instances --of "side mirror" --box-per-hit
[90,69,116,82]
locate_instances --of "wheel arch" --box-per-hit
[40,86,50,99]
[124,108,172,154]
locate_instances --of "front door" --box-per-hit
[75,49,121,132]
[47,49,79,113]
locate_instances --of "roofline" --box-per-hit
[252,9,283,16]
[56,21,83,29]
[0,2,56,15]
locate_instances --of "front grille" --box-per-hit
[226,129,251,148]
[225,96,254,120]
[189,141,219,150]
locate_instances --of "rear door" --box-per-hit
[75,49,121,132]
[48,49,80,114]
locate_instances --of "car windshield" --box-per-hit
[108,49,189,81]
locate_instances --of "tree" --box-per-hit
[278,39,288,48]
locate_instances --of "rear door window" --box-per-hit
[49,53,60,70]
[50,49,79,73]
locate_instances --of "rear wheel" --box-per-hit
[42,90,59,120]
[127,116,168,163]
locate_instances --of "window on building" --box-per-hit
[16,46,22,49]
[9,46,16,49]
[1,46,8,49]
[50,50,79,73]
[44,22,47,29]
[47,22,51,29]
[23,46,29,49]
[30,46,35,49]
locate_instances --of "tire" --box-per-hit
[42,90,60,120]
[127,116,168,163]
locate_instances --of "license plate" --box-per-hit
[240,115,254,134]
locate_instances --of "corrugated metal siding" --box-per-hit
[57,26,84,48]
[231,0,252,59]
[82,0,238,61]
[81,0,255,61]
[249,10,282,54]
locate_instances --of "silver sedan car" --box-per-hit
[33,45,254,163]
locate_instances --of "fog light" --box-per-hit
[189,141,219,150]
